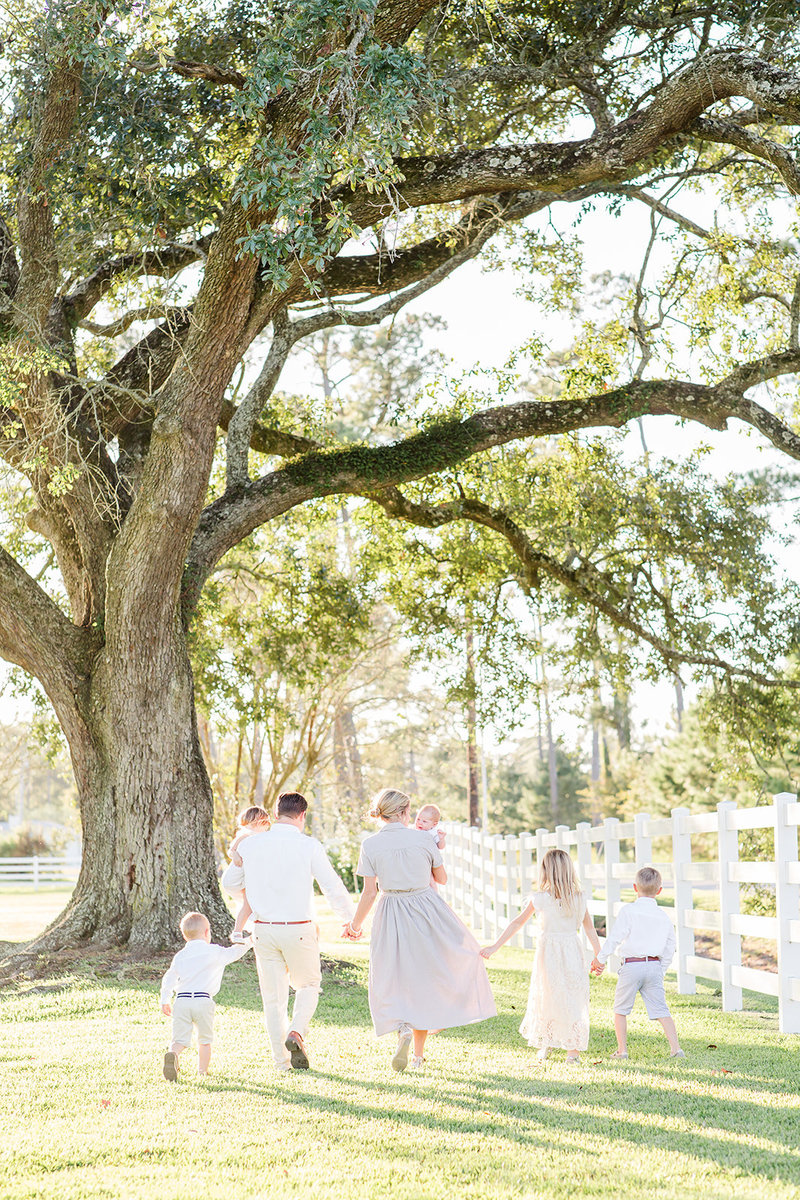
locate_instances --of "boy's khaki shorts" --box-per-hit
[613,960,670,1019]
[171,997,215,1046]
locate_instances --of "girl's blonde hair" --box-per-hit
[369,788,411,821]
[539,848,581,911]
[238,805,270,828]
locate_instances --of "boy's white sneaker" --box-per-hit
[610,1051,629,1060]
[670,1049,686,1059]
[409,1055,425,1071]
[392,1026,413,1072]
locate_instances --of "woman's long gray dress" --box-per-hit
[356,823,496,1036]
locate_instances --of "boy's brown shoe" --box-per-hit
[163,1051,179,1081]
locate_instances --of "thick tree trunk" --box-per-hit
[32,635,230,952]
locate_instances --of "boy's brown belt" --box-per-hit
[623,955,660,962]
[254,919,312,925]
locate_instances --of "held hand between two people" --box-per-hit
[589,957,605,976]
[341,923,362,941]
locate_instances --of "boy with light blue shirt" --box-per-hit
[591,866,684,1060]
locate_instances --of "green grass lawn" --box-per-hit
[1,893,798,1200]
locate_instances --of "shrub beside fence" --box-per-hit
[441,792,800,1034]
[0,856,81,888]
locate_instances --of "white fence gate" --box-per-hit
[441,793,800,1034]
[0,856,81,887]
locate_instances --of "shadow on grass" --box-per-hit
[197,1062,800,1184]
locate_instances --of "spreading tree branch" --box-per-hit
[0,545,97,722]
[336,50,800,222]
[14,57,83,333]
[692,117,800,194]
[130,57,246,88]
[64,240,211,325]
[185,357,800,616]
[364,491,792,688]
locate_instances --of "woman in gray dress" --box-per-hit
[344,788,496,1071]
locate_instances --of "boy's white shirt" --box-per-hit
[160,938,250,1005]
[597,896,676,974]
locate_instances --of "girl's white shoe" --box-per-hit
[536,1047,550,1061]
[409,1055,425,1070]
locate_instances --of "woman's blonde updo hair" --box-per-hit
[369,787,411,822]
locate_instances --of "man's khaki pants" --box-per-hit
[252,923,322,1069]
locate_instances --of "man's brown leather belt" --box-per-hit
[254,919,312,925]
[623,955,660,962]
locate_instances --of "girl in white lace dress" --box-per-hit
[481,849,601,1062]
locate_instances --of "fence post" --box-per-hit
[535,828,547,879]
[634,812,652,866]
[33,855,40,891]
[717,800,742,1013]
[519,834,535,949]
[447,823,460,911]
[576,821,592,886]
[602,817,621,970]
[505,834,518,943]
[479,828,493,938]
[576,821,593,952]
[671,807,696,994]
[471,827,483,934]
[774,792,800,1034]
[492,835,505,937]
[555,824,569,852]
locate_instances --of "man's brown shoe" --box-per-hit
[285,1031,309,1069]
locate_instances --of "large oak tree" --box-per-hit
[2,0,800,949]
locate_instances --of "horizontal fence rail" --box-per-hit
[0,856,81,887]
[441,793,800,1035]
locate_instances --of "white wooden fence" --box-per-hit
[441,793,800,1034]
[0,856,81,888]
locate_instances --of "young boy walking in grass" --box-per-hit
[160,911,251,1081]
[591,866,684,1060]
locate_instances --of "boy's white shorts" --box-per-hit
[171,997,215,1046]
[613,961,670,1019]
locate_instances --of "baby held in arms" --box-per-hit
[227,805,271,942]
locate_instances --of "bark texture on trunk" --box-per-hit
[32,637,230,952]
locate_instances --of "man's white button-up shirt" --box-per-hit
[597,896,676,973]
[220,823,355,924]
